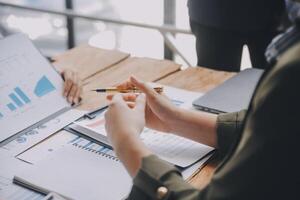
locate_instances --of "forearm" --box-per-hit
[115,136,152,177]
[169,108,218,148]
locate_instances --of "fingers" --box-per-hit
[62,70,73,98]
[107,93,140,109]
[68,83,77,103]
[106,94,114,101]
[111,93,127,107]
[73,86,82,104]
[127,102,135,109]
[116,80,135,90]
[113,76,158,98]
[111,93,122,103]
[130,76,157,97]
[107,93,137,102]
[62,70,82,104]
[134,93,146,112]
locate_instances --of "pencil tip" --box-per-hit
[91,89,106,92]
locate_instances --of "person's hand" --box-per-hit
[107,76,180,133]
[105,93,152,177]
[108,77,218,147]
[61,69,82,104]
[105,93,146,151]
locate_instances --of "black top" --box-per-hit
[188,0,285,31]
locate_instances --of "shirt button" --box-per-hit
[156,186,168,199]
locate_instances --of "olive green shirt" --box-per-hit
[127,42,300,200]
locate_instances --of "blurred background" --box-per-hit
[0,0,251,68]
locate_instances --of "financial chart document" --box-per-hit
[0,34,69,142]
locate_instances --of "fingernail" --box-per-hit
[130,76,136,81]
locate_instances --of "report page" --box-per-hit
[0,34,69,142]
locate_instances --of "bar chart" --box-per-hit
[34,75,56,97]
[15,87,31,103]
[3,76,55,114]
[6,103,17,111]
[0,34,69,142]
[5,87,31,112]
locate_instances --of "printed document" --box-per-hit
[0,34,70,142]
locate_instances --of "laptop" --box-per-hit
[192,68,264,114]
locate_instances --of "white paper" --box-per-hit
[17,130,77,164]
[72,84,202,142]
[0,153,45,200]
[73,116,214,167]
[0,178,45,200]
[161,85,203,107]
[72,112,106,138]
[149,83,205,112]
[17,130,114,165]
[0,153,30,180]
[75,116,213,168]
[16,84,208,185]
[141,128,214,167]
[0,34,70,142]
[181,154,212,180]
[71,85,212,167]
[15,145,131,200]
[1,109,86,157]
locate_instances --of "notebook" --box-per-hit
[192,68,264,114]
[14,144,132,200]
[70,114,214,168]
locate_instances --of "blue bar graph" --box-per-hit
[84,141,93,148]
[102,148,109,153]
[9,93,24,107]
[98,146,106,152]
[69,136,80,144]
[14,87,31,103]
[74,138,84,145]
[34,76,56,97]
[7,103,17,111]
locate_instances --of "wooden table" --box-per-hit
[53,45,235,190]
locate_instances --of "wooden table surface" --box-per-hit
[53,45,235,190]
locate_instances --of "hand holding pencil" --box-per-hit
[105,76,178,132]
[91,77,163,94]
[92,86,163,94]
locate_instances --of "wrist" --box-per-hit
[115,135,144,155]
[115,134,152,177]
[167,107,186,132]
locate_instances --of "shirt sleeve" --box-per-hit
[127,155,202,200]
[127,110,247,200]
[216,110,247,157]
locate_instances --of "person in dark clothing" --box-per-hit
[50,1,300,200]
[188,0,285,71]
[101,1,300,199]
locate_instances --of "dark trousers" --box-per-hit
[190,20,279,72]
